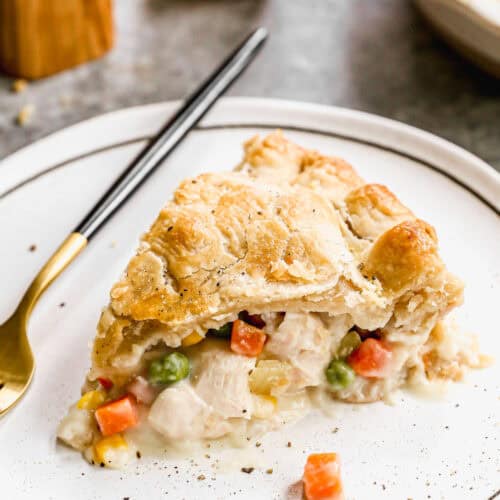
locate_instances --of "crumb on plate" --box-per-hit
[16,104,35,126]
[11,79,28,93]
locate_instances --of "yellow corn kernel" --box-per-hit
[182,331,204,347]
[252,394,277,419]
[93,434,128,465]
[77,390,106,410]
[249,360,291,395]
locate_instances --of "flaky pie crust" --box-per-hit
[89,131,463,382]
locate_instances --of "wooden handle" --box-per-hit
[0,0,114,79]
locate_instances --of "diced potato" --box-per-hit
[93,434,129,468]
[249,360,291,395]
[77,390,106,410]
[252,394,277,419]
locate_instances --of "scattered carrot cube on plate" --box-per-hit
[303,453,343,500]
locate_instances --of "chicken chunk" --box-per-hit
[265,312,332,388]
[193,344,256,418]
[148,382,232,441]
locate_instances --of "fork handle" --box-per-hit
[74,27,267,240]
[15,28,267,318]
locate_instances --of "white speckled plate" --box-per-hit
[0,98,499,500]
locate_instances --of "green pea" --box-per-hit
[148,352,190,385]
[207,322,233,337]
[337,331,362,358]
[325,360,356,391]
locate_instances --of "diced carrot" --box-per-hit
[97,377,113,391]
[95,395,138,436]
[303,453,343,500]
[230,319,267,357]
[347,338,392,378]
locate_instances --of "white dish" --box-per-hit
[415,0,500,77]
[0,98,499,500]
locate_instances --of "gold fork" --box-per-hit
[0,27,268,416]
[0,234,87,415]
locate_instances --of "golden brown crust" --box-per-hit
[109,174,349,323]
[420,321,489,382]
[344,184,414,240]
[236,131,304,183]
[363,219,442,292]
[295,150,364,204]
[89,131,463,379]
[237,130,364,204]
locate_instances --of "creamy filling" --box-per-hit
[57,311,477,468]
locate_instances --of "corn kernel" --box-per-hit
[77,390,106,410]
[182,331,204,347]
[252,394,277,419]
[93,434,128,465]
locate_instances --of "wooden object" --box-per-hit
[0,0,114,79]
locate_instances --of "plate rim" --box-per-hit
[1,97,499,500]
[1,97,498,214]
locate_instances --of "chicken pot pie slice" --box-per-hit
[58,131,482,468]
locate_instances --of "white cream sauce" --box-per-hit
[64,313,479,469]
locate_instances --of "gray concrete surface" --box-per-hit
[0,0,499,171]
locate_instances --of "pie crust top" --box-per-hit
[90,131,462,380]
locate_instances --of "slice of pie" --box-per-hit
[57,131,481,468]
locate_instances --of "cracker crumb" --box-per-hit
[17,104,35,126]
[241,467,254,474]
[28,244,37,252]
[266,468,273,474]
[11,79,28,93]
[197,474,205,481]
